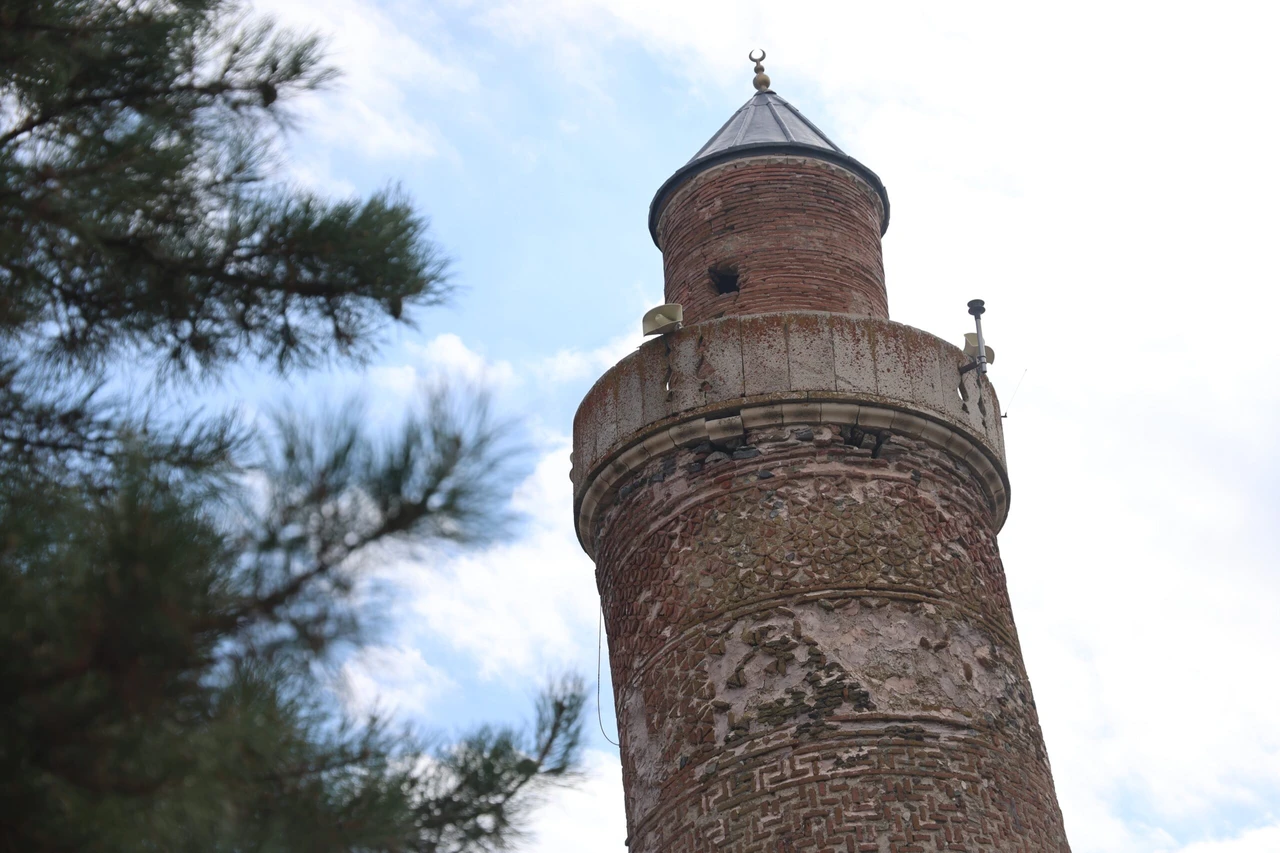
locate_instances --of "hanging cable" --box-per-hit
[1001,368,1029,418]
[597,605,620,747]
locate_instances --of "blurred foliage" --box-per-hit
[0,1,585,851]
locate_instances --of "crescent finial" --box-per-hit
[749,49,771,92]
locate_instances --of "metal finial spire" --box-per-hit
[750,49,771,92]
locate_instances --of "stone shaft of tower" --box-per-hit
[572,64,1070,852]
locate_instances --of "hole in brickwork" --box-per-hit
[709,264,740,295]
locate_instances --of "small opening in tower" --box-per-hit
[709,264,740,295]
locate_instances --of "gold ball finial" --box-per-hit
[749,49,771,92]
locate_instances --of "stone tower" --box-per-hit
[571,57,1071,852]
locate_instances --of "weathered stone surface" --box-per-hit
[592,429,1069,852]
[571,312,1006,507]
[695,318,746,402]
[740,314,789,398]
[785,313,836,392]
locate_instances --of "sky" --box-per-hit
[238,1,1280,850]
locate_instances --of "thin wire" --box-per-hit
[597,606,620,747]
[1002,368,1029,418]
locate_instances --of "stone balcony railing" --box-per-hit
[571,312,1009,557]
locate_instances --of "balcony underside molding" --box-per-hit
[575,399,1009,559]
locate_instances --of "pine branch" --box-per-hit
[0,2,588,851]
[409,677,587,852]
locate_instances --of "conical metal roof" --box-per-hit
[692,90,844,160]
[648,90,890,245]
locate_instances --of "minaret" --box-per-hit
[572,53,1071,852]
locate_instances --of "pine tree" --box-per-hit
[0,2,585,851]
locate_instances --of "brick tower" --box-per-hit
[571,54,1071,852]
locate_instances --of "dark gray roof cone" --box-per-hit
[647,89,890,245]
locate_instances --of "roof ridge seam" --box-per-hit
[729,100,754,148]
[774,94,846,153]
[689,102,751,162]
[764,98,796,144]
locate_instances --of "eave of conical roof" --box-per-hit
[648,90,890,246]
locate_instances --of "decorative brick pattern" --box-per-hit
[592,426,1071,852]
[656,157,889,326]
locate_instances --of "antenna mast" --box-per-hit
[967,299,989,375]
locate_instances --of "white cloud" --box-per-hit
[338,644,456,720]
[251,0,475,162]
[1170,826,1280,853]
[358,327,639,686]
[391,438,600,678]
[524,749,628,853]
[369,333,519,398]
[373,325,650,401]
[409,333,519,389]
[285,149,359,196]
[532,331,643,385]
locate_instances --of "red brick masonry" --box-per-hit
[594,426,1070,852]
[656,157,889,325]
